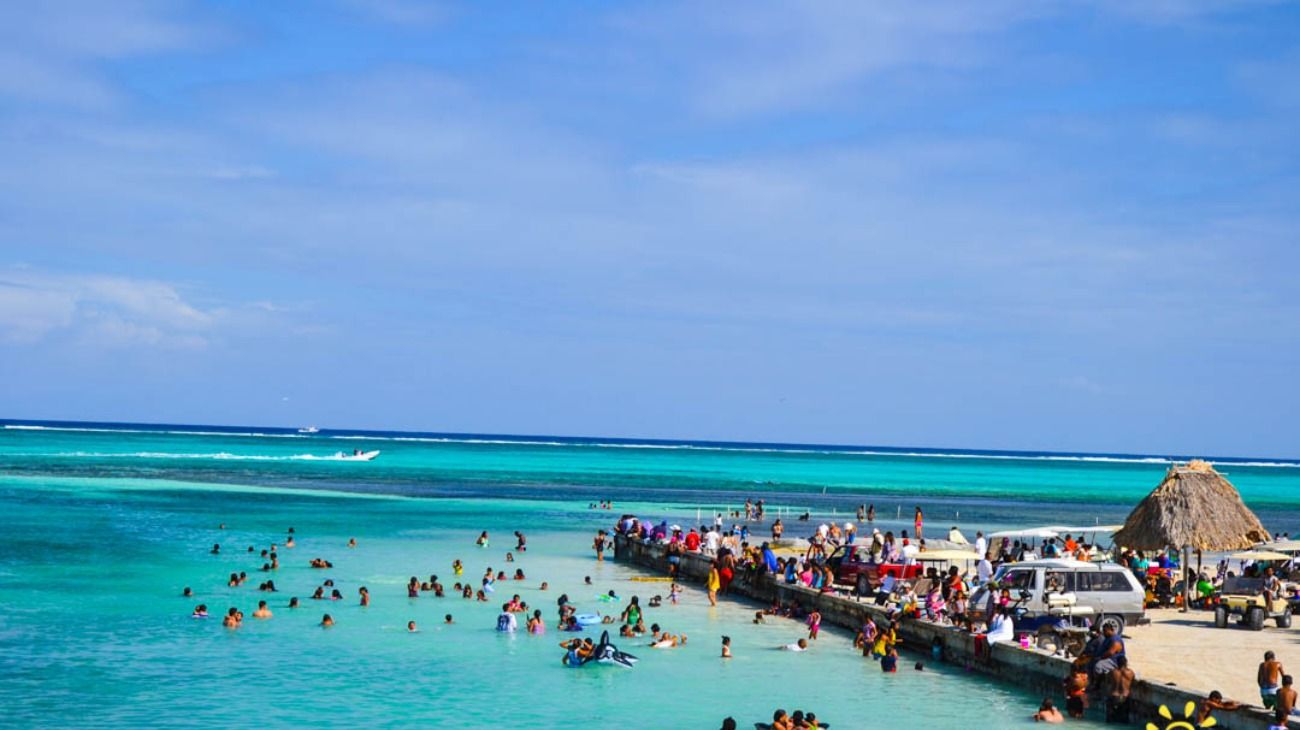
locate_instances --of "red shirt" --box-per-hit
[685,532,701,551]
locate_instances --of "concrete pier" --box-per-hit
[615,534,1295,729]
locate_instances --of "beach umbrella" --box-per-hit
[1113,460,1269,611]
[1228,550,1291,561]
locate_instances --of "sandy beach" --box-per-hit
[1128,607,1300,705]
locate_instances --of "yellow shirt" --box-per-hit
[707,569,721,591]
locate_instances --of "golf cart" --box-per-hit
[1214,575,1291,630]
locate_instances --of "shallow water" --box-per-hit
[5,422,1291,727]
[0,474,1107,729]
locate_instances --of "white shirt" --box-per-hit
[497,612,517,632]
[977,559,993,582]
[975,536,987,558]
[783,642,806,652]
[704,531,720,553]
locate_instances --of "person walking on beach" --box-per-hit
[914,506,923,540]
[593,530,607,562]
[707,562,720,606]
[1259,651,1286,710]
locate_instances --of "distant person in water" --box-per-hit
[288,597,299,608]
[445,614,453,624]
[210,544,220,555]
[253,601,272,619]
[1032,698,1063,723]
[407,621,418,632]
[191,604,208,618]
[359,587,369,606]
[721,636,732,658]
[182,587,193,597]
[515,531,527,551]
[476,531,490,548]
[593,531,608,561]
[347,538,356,548]
[320,614,334,627]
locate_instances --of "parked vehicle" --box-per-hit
[826,544,922,595]
[969,559,1145,634]
[1214,576,1291,630]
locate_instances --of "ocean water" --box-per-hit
[3,421,1296,728]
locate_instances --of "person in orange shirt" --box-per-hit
[1064,534,1078,554]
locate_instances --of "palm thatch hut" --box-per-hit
[1114,460,1268,551]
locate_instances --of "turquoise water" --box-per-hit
[3,422,1296,727]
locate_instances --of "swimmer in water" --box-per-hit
[210,544,220,555]
[1032,698,1063,723]
[515,531,527,551]
[222,607,240,628]
[253,601,272,619]
[783,638,809,652]
[721,636,732,659]
[288,597,300,608]
[539,582,548,591]
[285,536,295,548]
[348,538,357,548]
[445,614,453,624]
[476,531,490,548]
[514,569,525,580]
[320,614,334,627]
[359,587,369,607]
[227,573,239,588]
[191,604,208,618]
[183,587,193,597]
[505,552,514,563]
[527,609,545,634]
[330,589,343,601]
[407,621,418,632]
[452,559,463,576]
[584,576,593,586]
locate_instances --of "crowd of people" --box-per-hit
[612,501,1300,728]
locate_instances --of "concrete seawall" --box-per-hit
[615,534,1294,730]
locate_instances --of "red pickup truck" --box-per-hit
[827,544,921,595]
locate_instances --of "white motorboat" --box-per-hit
[334,450,379,462]
[298,426,320,434]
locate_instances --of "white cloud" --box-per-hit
[0,269,226,348]
[0,0,219,108]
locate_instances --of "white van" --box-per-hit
[969,559,1146,634]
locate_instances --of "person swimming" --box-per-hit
[783,638,809,652]
[288,597,300,608]
[452,559,463,575]
[476,531,490,548]
[444,614,453,624]
[191,604,208,618]
[320,613,334,627]
[407,621,417,632]
[182,587,193,597]
[253,601,272,619]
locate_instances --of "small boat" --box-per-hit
[334,450,380,462]
[298,426,320,434]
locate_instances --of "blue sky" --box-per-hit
[1,1,1297,456]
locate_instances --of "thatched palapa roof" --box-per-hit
[1112,460,1269,551]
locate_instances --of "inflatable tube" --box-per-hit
[596,594,620,602]
[574,613,602,626]
[628,576,674,583]
[580,630,638,669]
